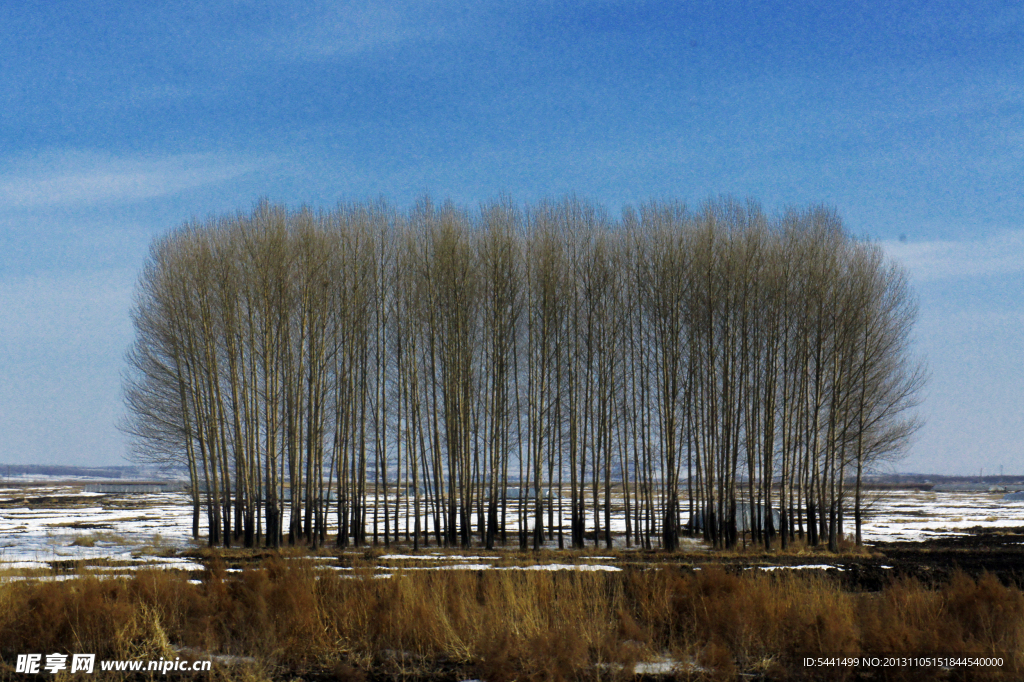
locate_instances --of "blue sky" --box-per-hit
[1,1,1021,474]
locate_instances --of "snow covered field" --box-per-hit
[0,483,198,574]
[858,488,1024,542]
[3,482,1024,578]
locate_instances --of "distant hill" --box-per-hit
[0,463,185,480]
[863,472,1024,490]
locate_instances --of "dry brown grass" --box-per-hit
[69,531,130,547]
[0,562,1021,680]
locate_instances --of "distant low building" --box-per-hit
[83,482,187,494]
[932,483,1006,492]
[504,487,551,500]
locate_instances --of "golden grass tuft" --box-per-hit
[70,530,130,547]
[0,562,1022,680]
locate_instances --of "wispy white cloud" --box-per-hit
[882,230,1024,282]
[0,151,263,210]
[295,6,420,58]
[266,0,463,61]
[260,3,419,60]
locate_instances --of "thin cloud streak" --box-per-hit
[883,230,1024,282]
[268,2,446,61]
[0,151,263,210]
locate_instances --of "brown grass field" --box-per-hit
[0,547,1021,681]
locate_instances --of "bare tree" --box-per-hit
[123,195,925,552]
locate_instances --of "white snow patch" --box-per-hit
[633,657,681,675]
[752,564,846,572]
[0,561,50,570]
[516,563,621,572]
[399,563,494,571]
[379,554,493,561]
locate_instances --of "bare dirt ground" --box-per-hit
[650,525,1024,592]
[855,526,1024,588]
[160,524,1024,597]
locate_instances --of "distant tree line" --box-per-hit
[121,196,924,551]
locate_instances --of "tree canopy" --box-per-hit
[122,196,925,551]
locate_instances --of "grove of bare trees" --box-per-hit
[122,196,925,551]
